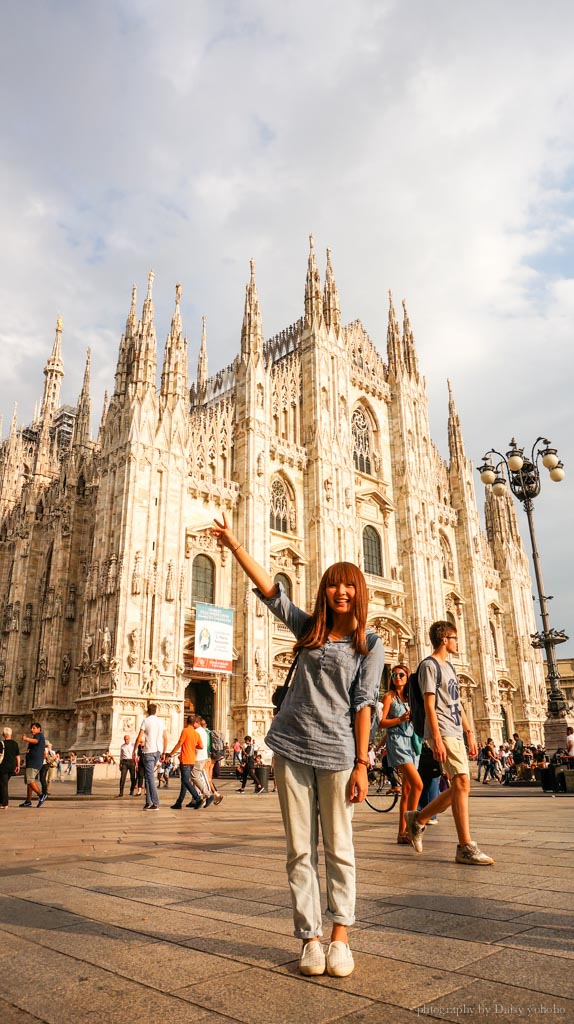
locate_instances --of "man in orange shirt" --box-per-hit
[169,715,212,810]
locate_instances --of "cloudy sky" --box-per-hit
[1,0,572,656]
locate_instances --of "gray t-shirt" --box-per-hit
[419,657,463,740]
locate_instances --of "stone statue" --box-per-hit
[127,627,140,668]
[54,587,63,618]
[109,657,120,691]
[11,601,20,632]
[22,603,32,634]
[132,552,142,595]
[106,555,117,595]
[61,653,71,686]
[324,478,333,502]
[165,561,174,601]
[100,625,111,666]
[162,635,173,669]
[16,665,26,694]
[80,634,93,671]
[65,585,76,621]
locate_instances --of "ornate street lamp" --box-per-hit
[478,438,569,738]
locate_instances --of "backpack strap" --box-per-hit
[366,630,379,653]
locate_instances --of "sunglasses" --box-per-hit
[391,671,407,678]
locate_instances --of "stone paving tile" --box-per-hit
[457,946,574,999]
[19,883,214,942]
[495,926,574,961]
[412,979,574,1021]
[370,907,532,943]
[276,950,469,1010]
[501,908,574,930]
[376,892,536,921]
[0,894,87,940]
[163,892,289,929]
[0,995,46,1024]
[179,965,372,1024]
[32,920,250,990]
[350,923,498,970]
[0,940,227,1024]
[504,888,574,910]
[180,920,304,968]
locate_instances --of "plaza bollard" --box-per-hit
[76,763,95,795]
[255,765,270,793]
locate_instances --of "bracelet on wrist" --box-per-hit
[355,757,369,767]
[232,543,242,553]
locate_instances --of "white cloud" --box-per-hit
[0,0,572,652]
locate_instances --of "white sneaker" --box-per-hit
[326,940,354,978]
[299,940,326,976]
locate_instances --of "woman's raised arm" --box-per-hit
[212,511,277,599]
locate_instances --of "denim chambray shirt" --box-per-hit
[258,583,385,771]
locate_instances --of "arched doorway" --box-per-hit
[185,679,214,725]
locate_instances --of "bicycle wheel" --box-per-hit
[365,769,400,812]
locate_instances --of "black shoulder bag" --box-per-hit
[272,654,300,714]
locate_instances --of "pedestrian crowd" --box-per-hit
[3,510,572,982]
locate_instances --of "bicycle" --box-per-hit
[365,765,400,813]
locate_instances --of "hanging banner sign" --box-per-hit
[193,603,234,674]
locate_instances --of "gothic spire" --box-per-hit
[386,291,402,378]
[72,348,92,447]
[402,298,420,381]
[197,314,208,393]
[97,390,109,444]
[9,402,18,439]
[323,247,341,331]
[126,284,138,336]
[40,315,65,424]
[240,258,263,360]
[304,233,323,329]
[447,378,465,465]
[160,282,188,404]
[127,270,157,392]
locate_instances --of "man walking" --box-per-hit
[132,704,167,810]
[169,715,211,809]
[405,622,493,865]
[20,723,46,807]
[118,734,136,797]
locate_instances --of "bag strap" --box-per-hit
[284,653,299,690]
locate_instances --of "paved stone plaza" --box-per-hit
[0,776,573,1024]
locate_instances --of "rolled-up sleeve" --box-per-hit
[351,635,385,712]
[253,582,311,640]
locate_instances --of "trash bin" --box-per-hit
[563,769,574,793]
[539,766,556,792]
[76,764,95,795]
[255,765,270,793]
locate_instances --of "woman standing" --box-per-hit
[378,664,422,844]
[212,512,385,978]
[0,727,21,808]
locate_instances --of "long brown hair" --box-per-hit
[389,663,410,693]
[293,562,370,656]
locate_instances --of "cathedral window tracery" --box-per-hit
[270,478,295,534]
[352,408,373,475]
[191,554,215,605]
[440,532,455,580]
[363,525,383,577]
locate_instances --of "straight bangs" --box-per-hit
[295,561,370,655]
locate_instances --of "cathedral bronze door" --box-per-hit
[184,679,214,723]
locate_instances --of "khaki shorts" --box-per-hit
[25,767,41,785]
[429,736,469,779]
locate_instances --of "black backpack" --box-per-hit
[406,656,443,739]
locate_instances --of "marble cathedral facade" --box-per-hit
[0,240,548,753]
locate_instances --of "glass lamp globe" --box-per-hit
[542,450,559,470]
[507,453,524,472]
[480,468,496,485]
[492,479,506,496]
[549,465,565,482]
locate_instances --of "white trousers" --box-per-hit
[274,754,355,939]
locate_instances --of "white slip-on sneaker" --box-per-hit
[299,940,326,976]
[326,940,355,978]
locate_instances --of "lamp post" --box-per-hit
[477,438,570,743]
